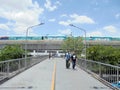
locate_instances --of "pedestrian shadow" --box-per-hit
[66,67,78,71]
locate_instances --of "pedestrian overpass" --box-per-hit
[1,36,120,55]
[0,56,119,90]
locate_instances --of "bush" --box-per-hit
[0,45,24,61]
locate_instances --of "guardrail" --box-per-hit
[77,59,120,89]
[0,55,48,82]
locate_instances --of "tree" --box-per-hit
[61,36,84,57]
[0,45,24,61]
[87,45,120,65]
[87,45,101,61]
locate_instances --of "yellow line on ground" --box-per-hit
[51,61,56,90]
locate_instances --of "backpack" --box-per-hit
[66,53,70,60]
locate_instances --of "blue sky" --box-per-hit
[0,0,120,37]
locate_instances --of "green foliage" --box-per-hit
[61,37,83,57]
[87,45,120,65]
[0,45,24,61]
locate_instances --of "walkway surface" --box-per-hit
[0,58,112,90]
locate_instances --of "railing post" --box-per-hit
[99,63,102,78]
[84,59,87,70]
[117,67,119,83]
[18,59,21,71]
[24,58,27,69]
[7,62,10,77]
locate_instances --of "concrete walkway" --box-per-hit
[0,58,112,90]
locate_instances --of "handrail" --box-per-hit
[77,59,120,89]
[86,59,120,68]
[0,55,48,83]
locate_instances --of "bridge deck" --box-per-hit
[0,58,112,90]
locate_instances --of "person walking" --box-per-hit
[65,52,71,69]
[71,53,77,69]
[49,52,52,59]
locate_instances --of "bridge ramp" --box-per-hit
[0,58,112,90]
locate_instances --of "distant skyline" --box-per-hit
[0,0,120,37]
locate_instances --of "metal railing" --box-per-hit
[77,59,120,89]
[0,55,48,82]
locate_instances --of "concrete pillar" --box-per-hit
[33,50,36,56]
[45,50,47,53]
[56,50,59,54]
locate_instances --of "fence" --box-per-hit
[77,59,120,89]
[0,55,48,82]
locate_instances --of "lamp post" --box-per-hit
[25,23,44,67]
[69,24,87,61]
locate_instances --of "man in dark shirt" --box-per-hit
[71,53,77,69]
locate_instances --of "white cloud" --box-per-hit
[87,31,103,37]
[59,21,70,26]
[48,18,56,22]
[103,25,117,33]
[58,29,71,35]
[70,14,95,24]
[115,13,120,19]
[55,1,61,6]
[59,13,95,26]
[44,0,61,11]
[0,24,10,30]
[0,0,44,35]
[60,14,68,17]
